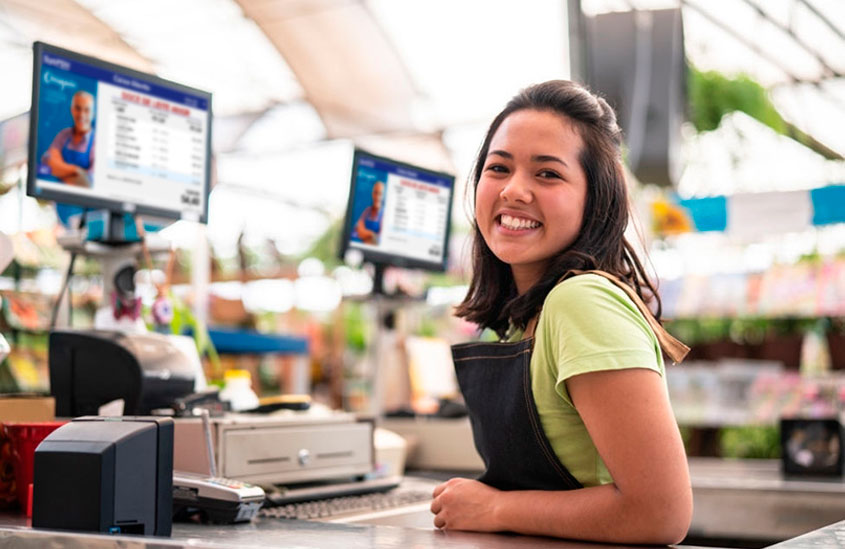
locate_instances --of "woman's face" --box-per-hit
[475,109,588,293]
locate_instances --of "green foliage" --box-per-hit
[415,316,438,338]
[665,317,732,345]
[720,426,781,459]
[728,317,769,345]
[688,67,786,134]
[301,219,343,266]
[166,295,221,379]
[343,302,368,351]
[665,316,820,345]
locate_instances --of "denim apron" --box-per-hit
[61,130,93,171]
[451,270,689,492]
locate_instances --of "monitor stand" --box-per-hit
[371,263,387,297]
[365,262,411,419]
[56,211,170,331]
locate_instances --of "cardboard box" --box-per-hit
[0,395,55,423]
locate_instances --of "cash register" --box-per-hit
[49,330,198,416]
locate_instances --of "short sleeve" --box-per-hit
[42,128,71,164]
[536,274,662,406]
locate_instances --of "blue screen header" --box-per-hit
[41,52,208,110]
[357,156,453,188]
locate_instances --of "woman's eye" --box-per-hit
[485,164,508,174]
[538,169,562,179]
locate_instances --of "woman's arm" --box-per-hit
[431,367,692,544]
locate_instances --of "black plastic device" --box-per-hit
[49,330,197,416]
[32,416,174,536]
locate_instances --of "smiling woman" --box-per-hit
[474,110,587,295]
[435,80,693,544]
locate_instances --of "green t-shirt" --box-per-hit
[510,273,665,487]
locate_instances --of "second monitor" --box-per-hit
[340,150,455,275]
[27,41,211,224]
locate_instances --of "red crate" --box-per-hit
[4,422,67,512]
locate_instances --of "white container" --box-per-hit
[219,369,260,412]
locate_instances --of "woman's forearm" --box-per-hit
[493,482,691,544]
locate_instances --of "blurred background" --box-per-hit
[0,0,844,465]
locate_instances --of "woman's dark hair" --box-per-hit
[454,80,661,339]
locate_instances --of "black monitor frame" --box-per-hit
[27,41,212,223]
[339,149,455,275]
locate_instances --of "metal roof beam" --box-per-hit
[683,0,845,159]
[796,0,845,43]
[738,0,842,79]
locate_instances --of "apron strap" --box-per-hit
[524,316,539,341]
[561,269,689,364]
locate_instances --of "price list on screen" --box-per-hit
[95,81,206,212]
[380,175,451,262]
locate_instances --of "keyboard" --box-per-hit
[259,486,432,521]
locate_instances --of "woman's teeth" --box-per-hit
[500,214,541,230]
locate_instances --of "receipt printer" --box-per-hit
[49,330,197,416]
[32,416,173,536]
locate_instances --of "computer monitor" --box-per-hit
[340,149,455,278]
[27,42,211,223]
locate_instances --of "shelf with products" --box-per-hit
[656,258,845,456]
[667,359,845,426]
[667,358,845,458]
[663,316,845,370]
[657,257,845,320]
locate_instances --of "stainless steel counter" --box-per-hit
[688,458,845,543]
[768,520,845,549]
[0,514,677,549]
[2,458,842,548]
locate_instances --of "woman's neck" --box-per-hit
[511,264,545,295]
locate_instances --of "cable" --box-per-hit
[50,252,77,330]
[49,211,88,330]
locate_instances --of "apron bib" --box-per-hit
[451,270,688,491]
[61,130,93,171]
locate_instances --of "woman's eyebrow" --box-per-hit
[487,150,569,169]
[532,154,568,168]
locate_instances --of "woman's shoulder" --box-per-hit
[537,272,661,366]
[539,272,650,333]
[544,272,627,308]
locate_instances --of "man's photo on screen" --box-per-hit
[352,179,385,245]
[36,68,98,189]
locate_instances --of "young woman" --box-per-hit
[430,80,692,544]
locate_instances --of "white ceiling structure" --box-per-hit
[0,0,844,257]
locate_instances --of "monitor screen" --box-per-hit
[340,150,455,272]
[27,42,211,223]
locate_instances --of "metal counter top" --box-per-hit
[768,520,845,549]
[2,458,841,548]
[688,458,845,544]
[0,514,677,549]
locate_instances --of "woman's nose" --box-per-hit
[499,173,532,203]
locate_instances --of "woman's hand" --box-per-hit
[430,477,504,532]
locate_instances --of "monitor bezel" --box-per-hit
[27,41,212,224]
[339,148,455,273]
